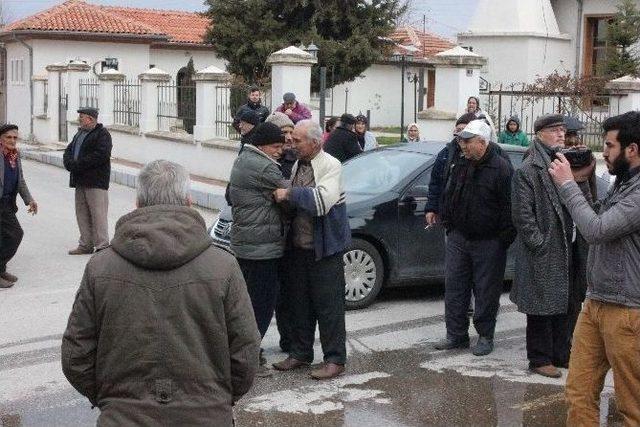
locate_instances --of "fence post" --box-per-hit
[98,69,125,127]
[605,75,640,115]
[66,60,91,125]
[266,46,317,112]
[45,63,67,143]
[138,68,171,133]
[193,65,231,141]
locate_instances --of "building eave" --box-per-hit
[0,29,168,44]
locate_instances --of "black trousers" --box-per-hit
[237,258,280,338]
[444,230,507,341]
[526,314,570,368]
[0,200,24,274]
[289,248,346,365]
[275,250,294,351]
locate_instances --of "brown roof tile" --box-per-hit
[389,26,455,59]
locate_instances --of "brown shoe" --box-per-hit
[68,247,94,255]
[530,364,562,378]
[310,363,345,380]
[0,277,15,289]
[272,357,309,371]
[0,272,18,282]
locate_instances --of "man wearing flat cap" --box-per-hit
[510,113,576,378]
[275,93,311,124]
[323,113,362,163]
[63,107,112,255]
[434,119,515,357]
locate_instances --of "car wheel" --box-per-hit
[343,238,384,310]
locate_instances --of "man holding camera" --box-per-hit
[549,111,640,426]
[511,114,575,378]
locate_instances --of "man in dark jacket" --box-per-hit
[63,108,112,255]
[229,122,288,375]
[435,119,515,356]
[232,86,269,132]
[324,113,362,163]
[510,114,574,378]
[238,110,259,151]
[61,160,260,426]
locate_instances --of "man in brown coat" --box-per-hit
[61,160,260,426]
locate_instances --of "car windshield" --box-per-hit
[343,149,432,194]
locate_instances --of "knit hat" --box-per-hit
[77,107,99,119]
[340,113,356,126]
[251,122,284,146]
[455,112,477,126]
[283,92,296,102]
[239,110,259,126]
[534,114,565,133]
[265,111,294,129]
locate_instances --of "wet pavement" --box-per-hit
[0,162,623,426]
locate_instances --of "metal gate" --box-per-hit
[58,73,68,142]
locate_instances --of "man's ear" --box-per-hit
[185,195,193,207]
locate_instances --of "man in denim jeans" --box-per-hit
[549,111,640,426]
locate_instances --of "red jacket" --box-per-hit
[276,102,312,123]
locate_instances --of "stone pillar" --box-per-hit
[32,74,48,116]
[138,67,171,133]
[606,75,640,115]
[193,65,231,141]
[266,46,317,111]
[45,63,68,143]
[66,60,91,123]
[416,47,486,141]
[97,69,125,127]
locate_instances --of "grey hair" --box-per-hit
[136,160,191,207]
[296,119,323,143]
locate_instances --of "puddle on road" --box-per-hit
[235,348,572,427]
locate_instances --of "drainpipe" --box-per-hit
[575,0,584,78]
[12,34,34,139]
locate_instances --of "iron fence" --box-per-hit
[157,81,196,134]
[79,78,99,109]
[114,79,141,127]
[479,83,623,150]
[217,84,271,140]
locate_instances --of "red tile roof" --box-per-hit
[2,0,210,45]
[389,26,455,59]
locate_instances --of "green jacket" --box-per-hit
[499,130,529,146]
[228,144,288,260]
[61,205,260,426]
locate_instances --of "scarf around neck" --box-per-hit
[1,145,18,169]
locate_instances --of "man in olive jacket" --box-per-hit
[63,108,112,255]
[61,160,260,427]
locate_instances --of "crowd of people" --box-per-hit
[1,85,637,426]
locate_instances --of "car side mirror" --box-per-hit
[408,185,429,198]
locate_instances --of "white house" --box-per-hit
[0,0,223,137]
[458,0,640,86]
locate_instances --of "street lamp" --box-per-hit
[302,42,326,127]
[391,52,414,141]
[407,72,419,123]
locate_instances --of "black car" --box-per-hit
[210,143,607,309]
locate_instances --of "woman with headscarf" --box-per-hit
[402,123,421,143]
[466,96,497,142]
[354,114,378,151]
[0,124,37,288]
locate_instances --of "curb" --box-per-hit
[21,150,227,212]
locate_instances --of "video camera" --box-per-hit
[558,147,592,169]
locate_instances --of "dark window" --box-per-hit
[584,16,613,76]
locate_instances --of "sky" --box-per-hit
[2,0,477,40]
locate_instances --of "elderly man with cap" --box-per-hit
[275,92,311,124]
[324,113,362,163]
[266,111,296,179]
[510,113,576,378]
[434,119,515,356]
[0,124,37,288]
[228,122,289,376]
[63,107,112,255]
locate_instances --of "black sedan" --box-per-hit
[210,142,606,309]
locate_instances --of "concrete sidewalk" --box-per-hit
[21,145,227,211]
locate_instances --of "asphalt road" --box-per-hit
[0,160,619,426]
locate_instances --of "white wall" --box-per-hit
[150,49,226,80]
[327,64,424,127]
[5,42,32,133]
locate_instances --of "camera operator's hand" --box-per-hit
[549,152,575,186]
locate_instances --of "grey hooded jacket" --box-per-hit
[228,144,288,260]
[558,171,640,308]
[61,205,260,426]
